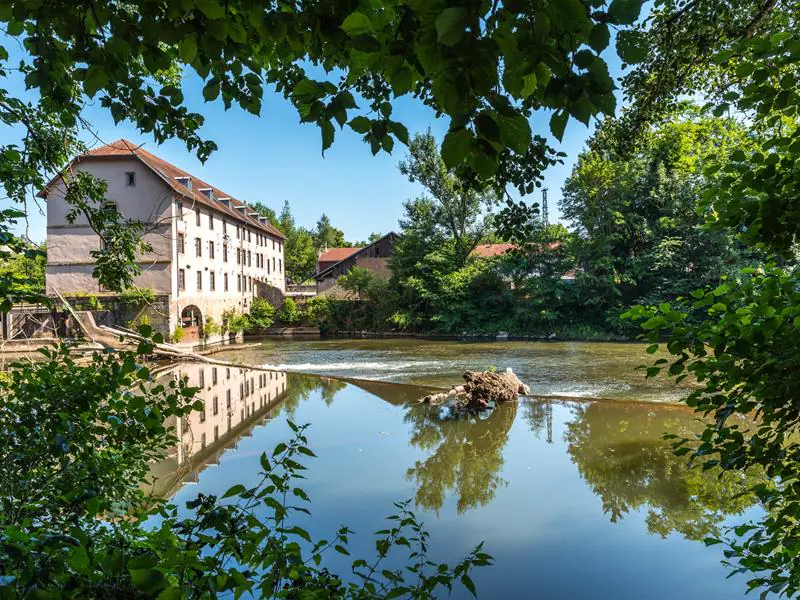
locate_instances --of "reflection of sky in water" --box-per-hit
[156,373,758,599]
[216,339,690,402]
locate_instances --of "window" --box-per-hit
[196,210,201,226]
[125,171,136,186]
[247,251,251,267]
[224,273,229,291]
[178,269,185,290]
[267,259,270,275]
[213,396,219,416]
[214,425,219,442]
[223,244,228,262]
[223,220,227,234]
[209,271,215,291]
[248,230,251,243]
[226,389,231,409]
[272,239,275,250]
[199,406,206,423]
[201,432,206,448]
[177,233,185,254]
[196,270,202,291]
[272,257,276,271]
[212,367,217,385]
[209,214,214,230]
[195,237,202,257]
[237,275,242,292]
[279,258,282,272]
[199,369,205,387]
[236,225,240,239]
[236,249,241,265]
[226,367,230,380]
[209,242,215,260]
[176,201,184,217]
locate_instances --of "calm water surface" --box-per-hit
[150,364,758,599]
[214,338,689,402]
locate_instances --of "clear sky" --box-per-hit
[4,38,624,245]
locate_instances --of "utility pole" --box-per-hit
[541,187,549,225]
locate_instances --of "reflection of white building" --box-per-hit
[40,139,286,343]
[149,364,288,497]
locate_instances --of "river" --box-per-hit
[148,340,760,598]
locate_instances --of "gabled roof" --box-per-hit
[39,139,285,240]
[315,232,400,280]
[318,247,362,263]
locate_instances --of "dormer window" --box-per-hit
[176,176,192,190]
[199,188,214,200]
[125,171,136,187]
[219,197,231,207]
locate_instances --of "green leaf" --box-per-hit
[179,37,198,63]
[607,0,642,25]
[348,116,371,134]
[441,128,473,168]
[293,78,324,102]
[588,24,610,52]
[321,121,335,153]
[498,114,531,153]
[549,110,568,141]
[222,484,245,499]
[461,574,477,597]
[130,568,166,593]
[616,30,647,64]
[197,0,225,20]
[475,112,501,143]
[202,79,220,101]
[436,7,469,46]
[341,12,372,36]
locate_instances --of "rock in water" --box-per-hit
[420,368,530,409]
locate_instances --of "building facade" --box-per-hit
[315,232,400,296]
[41,139,286,342]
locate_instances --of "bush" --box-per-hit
[247,297,276,330]
[170,325,185,343]
[119,286,156,305]
[87,294,102,310]
[222,308,250,335]
[303,296,329,329]
[279,297,300,325]
[203,316,221,338]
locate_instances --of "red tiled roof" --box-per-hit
[318,247,362,263]
[472,243,518,257]
[42,139,286,239]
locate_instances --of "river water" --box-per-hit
[149,341,760,599]
[214,338,691,402]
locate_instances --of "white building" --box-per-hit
[40,139,286,343]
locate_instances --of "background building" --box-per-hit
[315,232,400,296]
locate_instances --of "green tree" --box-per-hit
[250,201,281,229]
[0,240,46,301]
[277,201,318,283]
[314,213,348,249]
[279,297,301,325]
[247,296,276,330]
[338,266,377,299]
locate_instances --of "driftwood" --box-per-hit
[420,368,530,409]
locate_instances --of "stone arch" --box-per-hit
[180,305,203,342]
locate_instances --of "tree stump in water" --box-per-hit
[420,368,530,410]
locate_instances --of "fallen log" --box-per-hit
[420,368,530,409]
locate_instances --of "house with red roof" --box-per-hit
[315,233,401,296]
[39,139,286,343]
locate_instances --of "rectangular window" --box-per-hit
[214,425,219,442]
[196,211,201,226]
[267,259,270,274]
[201,432,206,448]
[209,271,216,291]
[237,275,242,292]
[236,225,240,239]
[226,388,231,408]
[209,214,214,230]
[213,396,219,416]
[279,258,282,272]
[272,257,276,271]
[236,249,241,265]
[126,171,136,186]
[199,369,205,387]
[224,273,229,291]
[177,233,185,254]
[195,237,202,258]
[177,201,183,217]
[247,251,251,267]
[248,230,251,243]
[196,270,202,291]
[212,367,217,384]
[223,244,228,262]
[272,239,275,250]
[223,220,227,234]
[208,242,215,260]
[178,269,185,290]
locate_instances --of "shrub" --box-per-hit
[87,294,102,310]
[171,325,185,343]
[303,296,329,329]
[203,316,221,338]
[279,297,300,325]
[119,286,156,305]
[247,297,276,330]
[222,308,250,335]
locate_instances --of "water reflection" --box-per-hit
[404,403,516,514]
[563,401,760,541]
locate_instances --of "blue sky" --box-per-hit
[5,39,624,244]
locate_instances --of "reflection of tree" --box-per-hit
[404,402,516,514]
[523,399,553,443]
[565,402,763,541]
[279,374,348,416]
